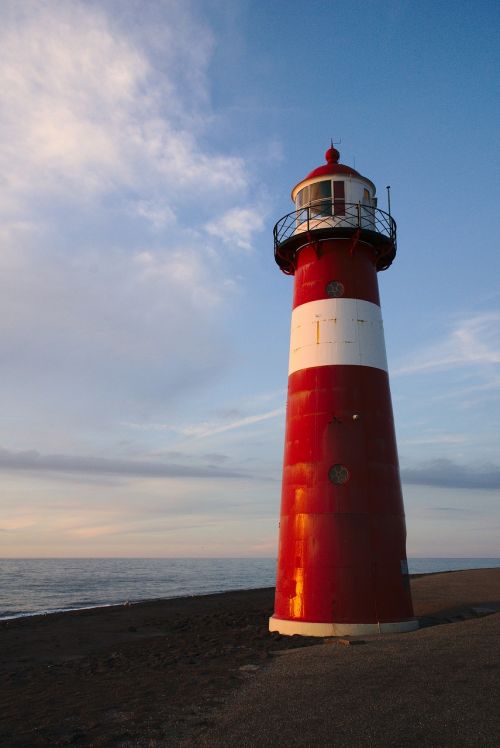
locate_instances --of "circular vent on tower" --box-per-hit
[326,280,344,298]
[328,464,349,485]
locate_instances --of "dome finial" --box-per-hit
[325,140,340,164]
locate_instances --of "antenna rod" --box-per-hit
[386,185,391,216]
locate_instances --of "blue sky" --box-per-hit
[1,0,499,557]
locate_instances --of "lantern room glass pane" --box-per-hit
[309,180,332,217]
[296,187,309,209]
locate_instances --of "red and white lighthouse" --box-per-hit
[270,145,417,636]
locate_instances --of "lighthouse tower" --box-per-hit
[270,145,417,636]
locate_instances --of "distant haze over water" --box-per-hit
[1,557,500,620]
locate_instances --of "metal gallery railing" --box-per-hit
[273,200,397,273]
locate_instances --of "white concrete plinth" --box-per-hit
[269,615,419,637]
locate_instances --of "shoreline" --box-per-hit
[0,586,272,623]
[3,565,500,622]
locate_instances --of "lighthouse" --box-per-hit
[269,145,417,636]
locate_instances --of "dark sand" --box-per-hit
[1,569,499,747]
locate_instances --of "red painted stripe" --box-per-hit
[293,239,380,309]
[274,365,413,624]
[282,366,402,514]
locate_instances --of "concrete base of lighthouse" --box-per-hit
[269,615,418,637]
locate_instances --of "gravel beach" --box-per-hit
[1,569,499,747]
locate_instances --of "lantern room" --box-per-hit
[292,144,377,215]
[273,145,397,276]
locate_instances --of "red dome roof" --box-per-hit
[291,145,375,200]
[304,145,363,180]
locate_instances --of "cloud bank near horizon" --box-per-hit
[400,459,500,491]
[1,445,498,493]
[0,447,252,481]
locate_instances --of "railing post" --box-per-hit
[357,201,361,227]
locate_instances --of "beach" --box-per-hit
[1,568,499,746]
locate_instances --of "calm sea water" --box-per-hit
[1,557,499,620]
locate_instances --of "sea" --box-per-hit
[1,557,500,621]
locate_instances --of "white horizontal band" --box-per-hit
[269,615,418,637]
[288,298,388,376]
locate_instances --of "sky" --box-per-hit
[1,0,499,558]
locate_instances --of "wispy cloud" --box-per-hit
[399,434,467,446]
[180,407,285,439]
[425,507,471,514]
[0,0,246,211]
[134,200,176,230]
[394,313,500,376]
[205,206,266,251]
[0,0,265,429]
[123,406,285,440]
